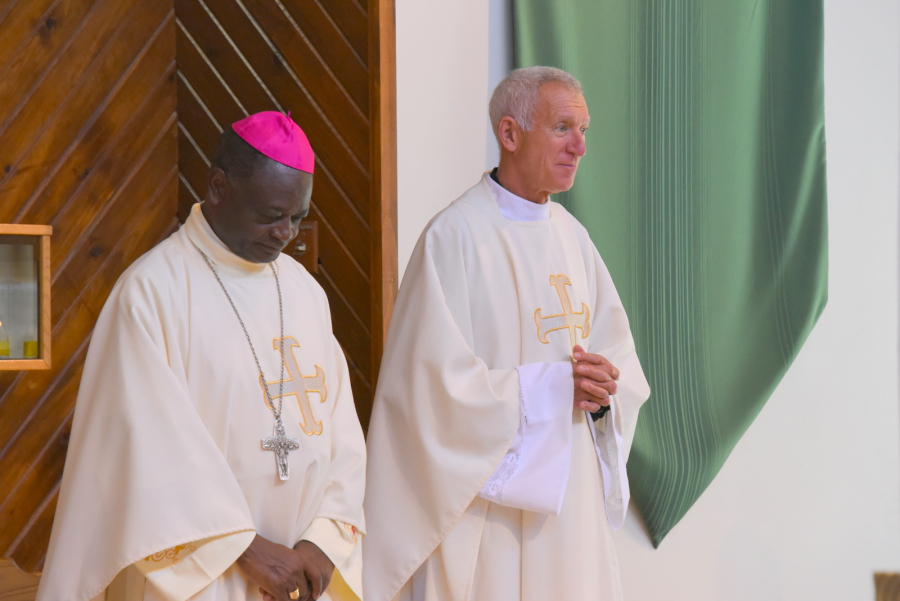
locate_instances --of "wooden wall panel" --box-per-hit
[0,0,178,573]
[175,0,397,428]
[0,0,396,576]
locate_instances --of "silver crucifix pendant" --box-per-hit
[261,418,300,481]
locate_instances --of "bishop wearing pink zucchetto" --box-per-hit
[38,112,366,601]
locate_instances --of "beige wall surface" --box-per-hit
[395,0,491,279]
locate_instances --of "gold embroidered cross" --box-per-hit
[261,336,328,436]
[534,274,591,348]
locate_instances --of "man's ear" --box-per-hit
[207,167,230,206]
[497,117,520,153]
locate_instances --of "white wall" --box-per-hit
[395,0,512,278]
[395,0,490,278]
[394,0,900,599]
[485,0,514,173]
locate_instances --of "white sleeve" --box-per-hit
[587,396,630,530]
[134,530,255,601]
[478,361,574,515]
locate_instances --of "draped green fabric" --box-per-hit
[514,0,828,546]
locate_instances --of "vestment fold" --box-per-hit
[364,176,649,601]
[38,205,366,601]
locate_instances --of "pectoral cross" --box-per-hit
[534,274,591,347]
[261,419,300,481]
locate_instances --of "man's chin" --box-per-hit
[550,168,578,192]
[241,246,282,263]
[552,176,578,194]
[259,249,282,263]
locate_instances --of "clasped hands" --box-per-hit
[572,344,619,413]
[237,534,333,601]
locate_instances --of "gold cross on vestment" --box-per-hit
[534,274,591,348]
[261,336,328,436]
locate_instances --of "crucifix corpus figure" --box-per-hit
[364,67,651,601]
[262,422,301,481]
[39,112,367,601]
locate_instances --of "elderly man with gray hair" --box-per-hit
[363,67,651,601]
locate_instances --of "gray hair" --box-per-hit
[489,66,583,140]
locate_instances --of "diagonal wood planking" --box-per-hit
[0,0,396,575]
[0,0,178,573]
[175,0,396,425]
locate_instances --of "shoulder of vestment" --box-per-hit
[106,229,194,308]
[416,200,479,257]
[416,178,501,252]
[548,200,604,265]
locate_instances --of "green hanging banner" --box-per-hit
[515,0,828,546]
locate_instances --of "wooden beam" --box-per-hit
[876,573,900,601]
[367,0,398,433]
[39,234,51,370]
[0,225,52,236]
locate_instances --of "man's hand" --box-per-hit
[237,534,334,601]
[290,541,334,600]
[572,345,620,413]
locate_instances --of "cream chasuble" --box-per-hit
[38,204,366,601]
[363,174,650,601]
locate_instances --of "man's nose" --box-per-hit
[570,132,587,157]
[272,219,295,242]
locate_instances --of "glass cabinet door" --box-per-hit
[0,224,51,370]
[0,236,41,360]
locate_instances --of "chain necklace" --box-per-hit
[198,249,300,481]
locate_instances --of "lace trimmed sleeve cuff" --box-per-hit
[478,361,574,515]
[587,396,630,530]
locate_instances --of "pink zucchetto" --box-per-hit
[231,111,315,174]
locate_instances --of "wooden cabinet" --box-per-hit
[0,225,51,370]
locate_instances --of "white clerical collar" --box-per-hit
[484,171,551,222]
[184,202,269,275]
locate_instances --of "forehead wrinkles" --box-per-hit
[538,92,588,124]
